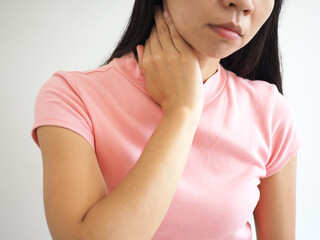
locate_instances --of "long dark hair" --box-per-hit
[99,0,284,95]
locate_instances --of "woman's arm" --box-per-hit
[37,107,201,240]
[253,154,297,240]
[79,108,201,239]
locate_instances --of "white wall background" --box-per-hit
[0,0,319,239]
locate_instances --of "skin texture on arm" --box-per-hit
[254,154,297,240]
[37,126,109,240]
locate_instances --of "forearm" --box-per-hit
[79,108,201,240]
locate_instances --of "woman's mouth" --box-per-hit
[208,24,242,41]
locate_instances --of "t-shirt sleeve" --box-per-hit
[31,71,95,150]
[264,84,303,178]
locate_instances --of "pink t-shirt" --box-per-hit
[31,51,303,239]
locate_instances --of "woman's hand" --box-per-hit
[136,4,204,116]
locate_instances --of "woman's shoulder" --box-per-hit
[55,62,115,81]
[222,67,275,100]
[51,51,139,87]
[41,60,119,94]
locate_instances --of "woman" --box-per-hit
[32,0,302,239]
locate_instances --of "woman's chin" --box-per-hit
[195,45,239,60]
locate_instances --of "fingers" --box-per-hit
[140,36,156,75]
[142,3,193,63]
[153,6,176,53]
[146,36,152,54]
[161,9,190,54]
[153,5,191,54]
[149,25,162,54]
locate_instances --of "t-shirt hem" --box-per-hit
[263,140,303,178]
[31,119,95,151]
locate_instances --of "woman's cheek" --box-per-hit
[257,2,274,27]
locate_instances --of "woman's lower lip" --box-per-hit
[209,25,241,41]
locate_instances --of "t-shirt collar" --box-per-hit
[111,51,226,105]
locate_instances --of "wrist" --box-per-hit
[162,106,202,124]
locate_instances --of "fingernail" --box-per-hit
[163,10,169,19]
